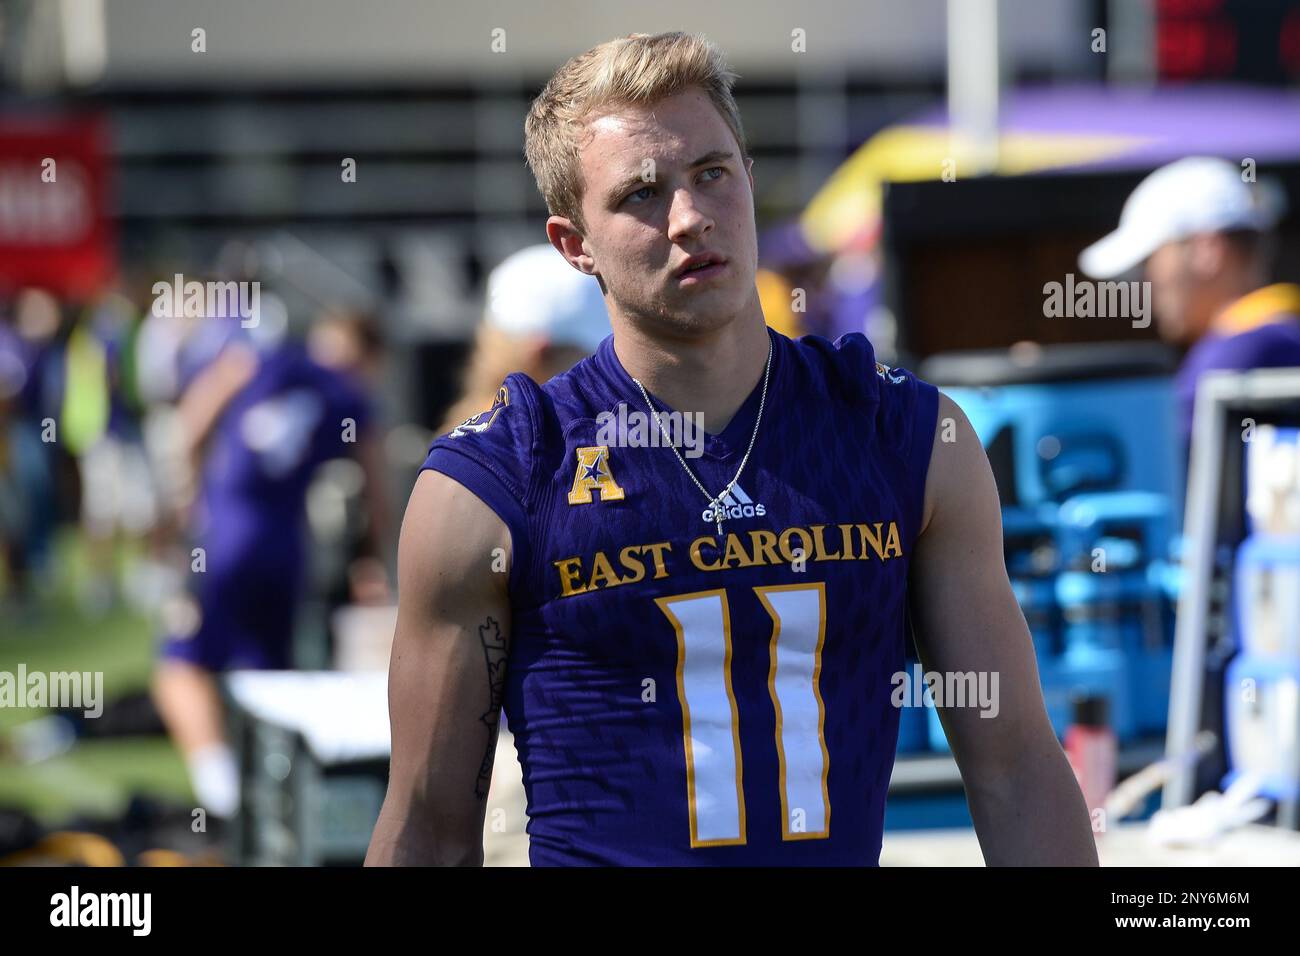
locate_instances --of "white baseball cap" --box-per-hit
[485,244,611,353]
[1079,157,1286,279]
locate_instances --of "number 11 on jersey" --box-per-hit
[655,582,830,848]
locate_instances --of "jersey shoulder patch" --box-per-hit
[875,361,909,385]
[422,372,542,507]
[448,383,511,438]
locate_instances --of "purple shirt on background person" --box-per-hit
[0,320,60,424]
[0,322,25,407]
[163,340,372,671]
[1175,284,1300,442]
[193,340,372,572]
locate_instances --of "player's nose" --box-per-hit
[665,187,713,245]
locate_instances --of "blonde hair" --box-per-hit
[524,32,748,233]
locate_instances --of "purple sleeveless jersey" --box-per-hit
[421,327,939,865]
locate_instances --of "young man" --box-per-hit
[367,32,1096,866]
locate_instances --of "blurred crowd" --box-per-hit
[0,281,386,617]
[0,266,395,840]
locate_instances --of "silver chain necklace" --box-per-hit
[631,335,772,537]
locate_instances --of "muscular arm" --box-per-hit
[908,394,1098,866]
[365,469,513,866]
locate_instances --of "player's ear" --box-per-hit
[546,216,596,276]
[745,156,754,192]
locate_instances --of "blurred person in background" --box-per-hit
[0,311,36,606]
[0,290,65,606]
[66,291,164,615]
[1080,156,1300,450]
[130,278,207,606]
[441,243,611,432]
[151,305,390,820]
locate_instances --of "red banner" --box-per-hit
[0,115,115,299]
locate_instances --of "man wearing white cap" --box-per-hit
[439,243,611,433]
[1080,156,1300,443]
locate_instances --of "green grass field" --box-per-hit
[1,533,192,825]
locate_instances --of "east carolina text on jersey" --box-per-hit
[553,519,904,598]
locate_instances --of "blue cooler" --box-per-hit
[1055,493,1173,737]
[1052,568,1134,741]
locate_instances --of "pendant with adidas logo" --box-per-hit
[701,482,767,525]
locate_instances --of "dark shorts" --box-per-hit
[159,558,301,672]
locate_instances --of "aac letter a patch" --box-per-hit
[568,446,626,504]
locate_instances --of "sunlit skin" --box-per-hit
[544,87,769,434]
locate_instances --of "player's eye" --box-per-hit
[700,166,725,182]
[624,185,655,205]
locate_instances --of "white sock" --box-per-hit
[188,743,240,819]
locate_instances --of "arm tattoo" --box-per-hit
[474,615,508,799]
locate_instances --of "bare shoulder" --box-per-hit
[398,469,513,613]
[918,392,998,538]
